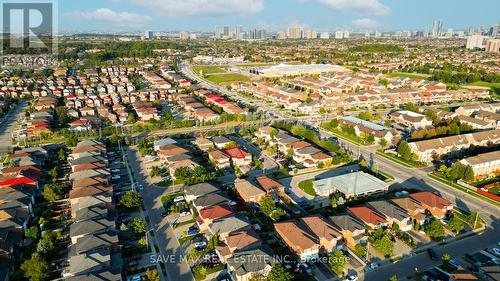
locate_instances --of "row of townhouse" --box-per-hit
[182,182,277,281]
[274,192,453,260]
[339,116,401,144]
[153,139,201,178]
[174,94,220,122]
[390,110,434,131]
[248,82,304,110]
[0,147,45,274]
[459,150,500,178]
[195,90,248,115]
[408,129,500,163]
[25,96,58,138]
[66,140,120,280]
[255,126,332,168]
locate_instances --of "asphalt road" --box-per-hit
[0,101,27,154]
[126,147,195,281]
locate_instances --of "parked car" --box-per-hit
[127,275,141,281]
[173,196,185,203]
[111,175,121,180]
[491,247,500,257]
[448,259,464,270]
[346,275,358,281]
[194,241,207,250]
[180,210,191,217]
[187,229,199,236]
[427,249,439,260]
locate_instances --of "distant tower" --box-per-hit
[223,26,230,37]
[235,25,242,40]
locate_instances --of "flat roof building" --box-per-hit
[314,171,388,198]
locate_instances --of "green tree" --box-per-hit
[55,106,68,125]
[372,234,394,257]
[424,219,445,239]
[359,159,368,169]
[37,231,57,257]
[127,113,137,124]
[20,255,50,281]
[130,217,147,234]
[120,191,142,209]
[329,250,347,275]
[389,275,398,281]
[267,265,293,281]
[65,135,78,147]
[358,111,373,121]
[25,226,40,240]
[43,183,68,201]
[259,196,275,217]
[48,166,59,182]
[379,138,388,148]
[269,208,287,221]
[448,217,464,233]
[396,141,412,161]
[463,165,474,182]
[150,166,162,177]
[442,253,451,262]
[144,268,160,281]
[57,148,67,161]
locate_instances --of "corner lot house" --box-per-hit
[366,200,412,231]
[408,192,453,219]
[314,171,388,198]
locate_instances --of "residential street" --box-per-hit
[125,147,195,281]
[0,101,27,154]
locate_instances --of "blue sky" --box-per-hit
[58,0,499,32]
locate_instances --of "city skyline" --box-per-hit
[57,0,500,32]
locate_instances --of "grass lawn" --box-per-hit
[298,179,317,196]
[205,73,251,85]
[191,65,226,74]
[172,218,195,229]
[466,81,500,88]
[388,72,432,79]
[428,173,500,208]
[161,191,183,203]
[326,128,373,146]
[375,150,426,168]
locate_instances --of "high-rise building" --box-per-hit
[467,26,474,36]
[343,31,350,38]
[490,23,500,37]
[277,32,287,40]
[214,26,221,39]
[144,30,153,40]
[223,26,230,37]
[485,39,500,53]
[445,28,453,38]
[374,31,382,38]
[432,19,443,37]
[305,30,317,39]
[319,32,330,39]
[287,26,303,39]
[466,35,486,49]
[179,31,190,40]
[235,25,242,40]
[334,30,344,39]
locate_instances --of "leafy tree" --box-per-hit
[20,255,50,281]
[358,111,373,121]
[267,265,293,281]
[223,141,239,149]
[150,166,162,177]
[270,128,278,139]
[396,141,412,161]
[57,148,67,161]
[65,135,78,147]
[269,208,287,221]
[354,244,367,258]
[372,234,394,257]
[55,106,68,125]
[330,196,338,209]
[130,217,147,234]
[389,275,398,281]
[43,183,68,201]
[259,196,275,217]
[48,166,59,182]
[144,268,160,281]
[448,217,464,233]
[36,231,57,257]
[463,165,474,182]
[442,253,451,262]
[359,159,368,169]
[329,250,347,275]
[120,191,142,209]
[25,226,40,240]
[379,138,388,148]
[424,219,445,239]
[127,113,137,124]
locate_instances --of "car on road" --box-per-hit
[427,249,439,260]
[187,229,199,236]
[126,275,141,281]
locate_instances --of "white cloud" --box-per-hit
[129,0,264,17]
[317,0,390,16]
[351,18,380,29]
[66,8,152,28]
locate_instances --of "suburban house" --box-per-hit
[195,137,214,151]
[366,200,412,231]
[255,176,286,201]
[329,214,366,248]
[455,103,500,116]
[153,138,177,151]
[226,245,276,281]
[391,197,428,225]
[157,144,189,163]
[348,205,388,230]
[313,171,388,198]
[225,147,252,167]
[459,150,500,178]
[408,192,453,219]
[196,204,234,231]
[234,179,266,204]
[208,150,231,169]
[216,228,262,262]
[340,116,400,144]
[208,215,252,239]
[192,192,229,212]
[390,110,433,130]
[212,136,233,149]
[184,183,219,202]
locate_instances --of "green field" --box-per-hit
[191,65,226,74]
[466,81,500,88]
[298,179,317,196]
[205,73,251,85]
[388,72,432,79]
